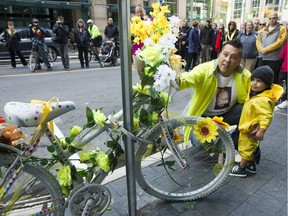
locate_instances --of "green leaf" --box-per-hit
[86,107,94,125]
[68,145,81,154]
[40,159,48,166]
[139,108,148,124]
[47,145,55,153]
[184,202,196,210]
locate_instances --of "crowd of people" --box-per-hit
[3,16,119,71]
[178,12,287,110]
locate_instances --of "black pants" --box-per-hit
[185,52,198,71]
[279,71,287,100]
[220,103,243,150]
[258,59,281,84]
[78,46,89,67]
[9,49,27,68]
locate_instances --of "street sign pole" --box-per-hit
[118,1,137,215]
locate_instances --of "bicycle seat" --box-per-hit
[4,101,76,127]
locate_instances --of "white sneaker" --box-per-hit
[278,100,288,109]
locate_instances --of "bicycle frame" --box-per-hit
[0,95,233,215]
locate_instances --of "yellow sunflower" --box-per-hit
[193,118,219,143]
[212,116,230,130]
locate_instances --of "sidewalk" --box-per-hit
[103,108,287,216]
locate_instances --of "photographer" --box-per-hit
[52,16,70,70]
[29,18,52,71]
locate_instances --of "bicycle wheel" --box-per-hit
[135,116,235,201]
[29,51,36,72]
[0,153,65,216]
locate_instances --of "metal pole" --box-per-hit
[118,0,137,215]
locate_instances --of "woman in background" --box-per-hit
[74,19,90,68]
[3,21,27,68]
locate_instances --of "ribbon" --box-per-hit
[31,97,59,131]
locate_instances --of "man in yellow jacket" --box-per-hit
[87,19,102,60]
[178,39,251,149]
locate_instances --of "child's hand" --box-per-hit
[255,128,265,141]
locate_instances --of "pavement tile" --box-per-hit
[137,200,180,216]
[260,171,287,202]
[265,143,287,166]
[229,202,270,216]
[208,182,250,208]
[194,196,234,216]
[246,190,286,216]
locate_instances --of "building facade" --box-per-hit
[0,1,286,34]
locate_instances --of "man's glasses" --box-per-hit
[259,23,266,26]
[269,17,277,20]
[219,28,223,29]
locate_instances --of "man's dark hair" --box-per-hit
[58,16,64,21]
[221,39,243,56]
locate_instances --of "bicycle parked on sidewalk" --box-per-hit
[0,88,235,215]
[29,44,54,72]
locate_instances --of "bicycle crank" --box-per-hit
[68,184,111,216]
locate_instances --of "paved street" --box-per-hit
[0,58,287,215]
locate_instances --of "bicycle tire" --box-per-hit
[0,153,65,216]
[29,52,36,72]
[135,116,235,201]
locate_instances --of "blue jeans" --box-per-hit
[57,43,69,68]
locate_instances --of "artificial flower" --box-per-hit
[58,138,68,148]
[193,118,219,143]
[153,65,177,92]
[133,118,141,132]
[96,151,110,172]
[170,54,185,73]
[0,116,6,124]
[212,116,230,130]
[133,83,150,95]
[79,151,90,162]
[137,46,165,67]
[92,109,107,127]
[57,165,72,187]
[70,125,82,136]
[0,125,28,146]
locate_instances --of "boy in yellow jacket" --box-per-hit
[230,66,283,177]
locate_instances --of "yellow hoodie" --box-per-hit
[238,84,284,133]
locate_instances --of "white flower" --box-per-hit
[143,37,154,46]
[168,15,181,28]
[159,32,178,47]
[153,65,177,92]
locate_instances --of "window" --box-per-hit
[252,0,260,7]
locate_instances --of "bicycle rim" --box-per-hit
[135,116,235,201]
[0,153,65,216]
[29,53,36,72]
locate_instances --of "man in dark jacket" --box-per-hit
[178,18,191,61]
[104,18,119,41]
[52,16,70,70]
[185,21,200,71]
[200,19,214,63]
